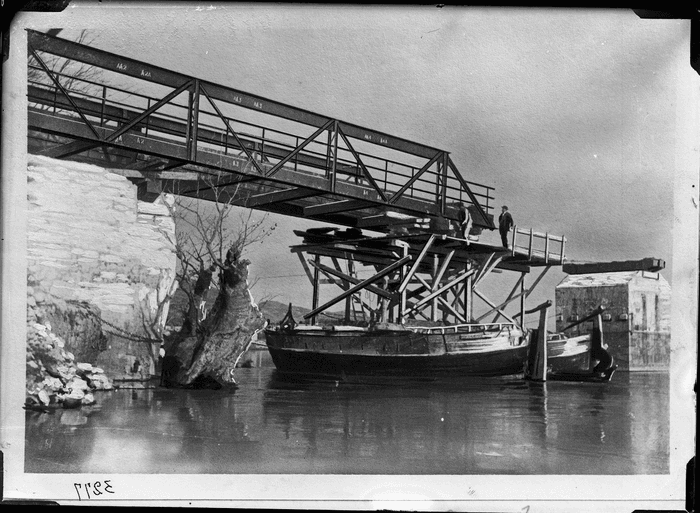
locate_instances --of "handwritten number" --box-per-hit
[74,480,114,500]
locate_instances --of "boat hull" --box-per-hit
[547,334,592,374]
[265,325,594,380]
[265,325,532,378]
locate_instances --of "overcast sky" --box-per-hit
[16,4,696,323]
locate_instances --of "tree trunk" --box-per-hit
[162,259,263,388]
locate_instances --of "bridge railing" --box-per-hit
[510,226,566,264]
[27,29,495,225]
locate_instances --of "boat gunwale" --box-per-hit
[265,321,523,335]
[266,344,530,357]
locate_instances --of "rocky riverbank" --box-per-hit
[26,321,114,410]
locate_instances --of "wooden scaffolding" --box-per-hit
[292,228,567,327]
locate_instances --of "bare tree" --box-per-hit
[158,179,275,387]
[165,180,276,335]
[128,179,276,377]
[137,266,180,364]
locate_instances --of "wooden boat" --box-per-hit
[264,306,600,380]
[265,319,530,379]
[526,304,618,383]
[546,332,593,374]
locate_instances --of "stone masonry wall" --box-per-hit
[27,155,177,381]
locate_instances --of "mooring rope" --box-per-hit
[84,310,163,344]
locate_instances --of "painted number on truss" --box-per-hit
[140,69,152,78]
[116,62,128,71]
[253,101,263,109]
[363,134,388,145]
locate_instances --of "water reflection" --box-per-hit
[25,361,669,475]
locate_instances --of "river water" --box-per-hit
[25,349,669,475]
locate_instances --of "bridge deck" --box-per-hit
[27,29,498,234]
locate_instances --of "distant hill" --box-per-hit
[257,299,310,323]
[167,291,343,327]
[257,299,344,324]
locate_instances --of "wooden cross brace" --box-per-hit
[303,255,411,320]
[478,266,552,324]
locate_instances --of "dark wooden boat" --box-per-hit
[546,332,592,374]
[545,331,618,382]
[265,321,531,379]
[264,307,597,380]
[526,304,618,383]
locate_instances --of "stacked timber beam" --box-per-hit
[562,258,665,274]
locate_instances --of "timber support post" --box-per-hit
[399,243,409,324]
[520,272,526,327]
[464,261,472,322]
[311,254,320,326]
[524,299,552,382]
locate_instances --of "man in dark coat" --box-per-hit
[498,205,514,248]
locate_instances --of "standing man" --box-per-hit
[499,205,514,248]
[457,203,473,244]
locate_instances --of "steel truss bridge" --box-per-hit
[26,29,660,327]
[27,29,498,232]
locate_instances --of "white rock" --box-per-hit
[49,333,64,348]
[42,376,63,393]
[38,389,51,406]
[66,377,89,393]
[56,363,76,381]
[67,388,85,400]
[76,362,93,373]
[81,393,96,406]
[90,374,113,390]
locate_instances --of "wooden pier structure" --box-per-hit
[290,228,566,327]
